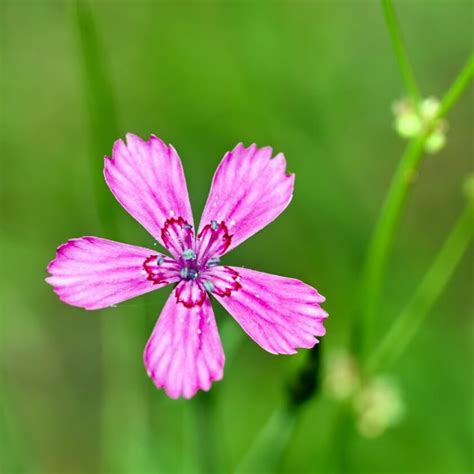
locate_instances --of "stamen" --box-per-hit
[188,268,199,280]
[211,220,219,230]
[156,255,165,266]
[183,223,193,230]
[206,257,221,268]
[203,280,214,292]
[182,249,196,260]
[180,266,199,281]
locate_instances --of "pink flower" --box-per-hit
[46,134,328,399]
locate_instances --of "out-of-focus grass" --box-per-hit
[1,1,472,473]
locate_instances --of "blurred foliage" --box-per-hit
[1,0,472,473]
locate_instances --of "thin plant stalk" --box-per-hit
[367,200,474,373]
[356,133,425,357]
[235,344,323,473]
[0,4,33,468]
[75,1,120,469]
[190,319,246,473]
[235,405,298,474]
[355,56,474,359]
[438,54,474,117]
[0,381,34,473]
[381,0,420,104]
[193,391,218,474]
[321,402,353,474]
[75,0,119,238]
[75,2,152,472]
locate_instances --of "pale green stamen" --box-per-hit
[207,257,220,268]
[182,249,196,260]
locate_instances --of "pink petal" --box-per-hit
[144,283,225,399]
[161,216,196,260]
[198,143,294,254]
[196,220,232,263]
[210,267,327,355]
[104,133,194,257]
[201,265,241,297]
[46,237,179,310]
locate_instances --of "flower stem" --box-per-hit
[322,402,353,474]
[355,134,425,357]
[235,405,298,474]
[381,0,420,103]
[438,54,474,118]
[354,56,474,360]
[75,0,119,238]
[367,200,474,374]
[287,342,324,407]
[74,3,147,473]
[75,1,118,468]
[0,382,35,473]
[235,344,323,473]
[193,391,218,474]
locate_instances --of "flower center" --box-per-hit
[179,248,201,281]
[180,266,199,280]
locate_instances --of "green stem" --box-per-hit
[74,0,146,473]
[381,0,420,103]
[0,378,34,473]
[235,405,297,474]
[355,133,425,357]
[355,55,474,360]
[75,0,119,238]
[367,201,474,373]
[438,54,474,118]
[321,402,353,474]
[193,392,218,474]
[235,344,323,473]
[287,342,324,406]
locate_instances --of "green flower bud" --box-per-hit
[395,112,423,138]
[393,99,422,138]
[420,96,440,121]
[324,351,359,401]
[424,129,446,154]
[354,376,404,438]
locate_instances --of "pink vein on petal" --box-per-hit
[198,143,294,255]
[144,284,225,399]
[104,133,194,252]
[46,236,179,310]
[210,266,327,354]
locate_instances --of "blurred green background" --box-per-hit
[1,1,472,473]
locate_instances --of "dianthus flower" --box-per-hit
[47,134,327,398]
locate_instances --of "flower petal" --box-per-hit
[198,143,294,254]
[201,265,241,297]
[161,216,196,260]
[144,284,225,399]
[196,220,232,263]
[210,267,327,354]
[104,133,194,256]
[46,237,179,310]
